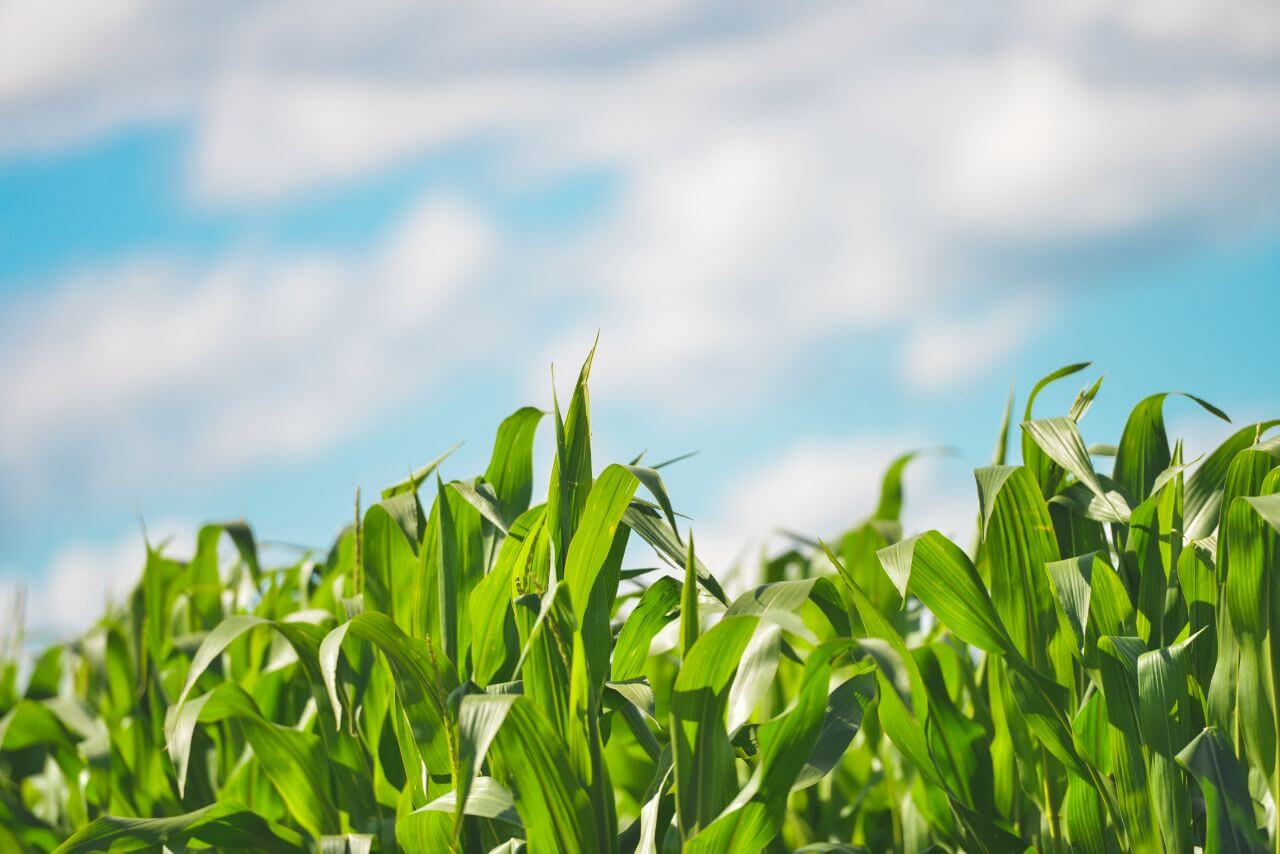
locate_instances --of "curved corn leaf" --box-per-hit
[1185,421,1280,538]
[670,615,760,840]
[612,576,680,682]
[484,407,545,526]
[1176,727,1267,854]
[1021,361,1092,493]
[1114,392,1228,506]
[55,802,303,853]
[485,695,598,853]
[686,642,849,853]
[1023,417,1130,523]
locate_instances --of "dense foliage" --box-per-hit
[2,351,1279,853]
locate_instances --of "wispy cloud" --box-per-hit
[900,293,1050,393]
[3,517,192,640]
[694,433,976,582]
[0,194,493,511]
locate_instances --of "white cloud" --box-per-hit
[695,435,976,584]
[0,195,493,505]
[1038,0,1280,57]
[4,518,192,639]
[900,292,1048,393]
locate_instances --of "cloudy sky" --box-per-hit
[2,0,1279,638]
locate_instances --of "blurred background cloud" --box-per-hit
[2,0,1278,637]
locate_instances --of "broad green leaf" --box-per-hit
[1023,417,1130,523]
[484,407,545,525]
[791,672,876,791]
[1176,727,1267,853]
[1045,554,1093,657]
[564,464,638,636]
[1224,490,1280,789]
[1137,631,1201,854]
[613,576,680,682]
[470,506,547,686]
[877,532,1012,654]
[420,776,522,827]
[687,642,848,852]
[55,802,303,853]
[548,343,596,580]
[168,681,340,838]
[513,584,573,736]
[723,579,817,732]
[450,478,509,534]
[1177,540,1217,699]
[670,615,760,840]
[822,541,927,718]
[974,464,1070,680]
[1021,361,1092,494]
[455,693,518,833]
[874,451,923,522]
[188,521,260,629]
[361,500,420,630]
[1113,392,1228,506]
[917,645,994,816]
[1207,441,1280,743]
[1185,421,1280,538]
[320,612,456,781]
[485,695,599,854]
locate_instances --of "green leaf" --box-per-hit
[791,673,876,791]
[613,576,680,682]
[876,532,1012,654]
[1176,727,1267,854]
[188,521,260,628]
[548,343,596,580]
[564,465,639,630]
[1137,631,1201,854]
[1021,361,1092,493]
[680,534,700,660]
[1223,490,1280,789]
[513,583,574,736]
[450,478,509,534]
[1114,392,1228,506]
[470,506,547,686]
[168,682,340,838]
[1184,421,1280,538]
[361,499,421,630]
[874,451,924,522]
[624,503,730,605]
[723,579,817,732]
[1023,417,1130,522]
[686,642,849,852]
[420,776,522,827]
[485,696,599,853]
[54,802,303,853]
[320,612,456,785]
[670,615,760,840]
[484,407,545,525]
[974,464,1070,680]
[455,694,519,833]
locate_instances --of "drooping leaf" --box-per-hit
[1176,727,1268,854]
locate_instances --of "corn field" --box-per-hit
[3,350,1279,853]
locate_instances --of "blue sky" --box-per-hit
[2,1,1279,637]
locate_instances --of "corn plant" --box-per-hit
[2,350,1279,853]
